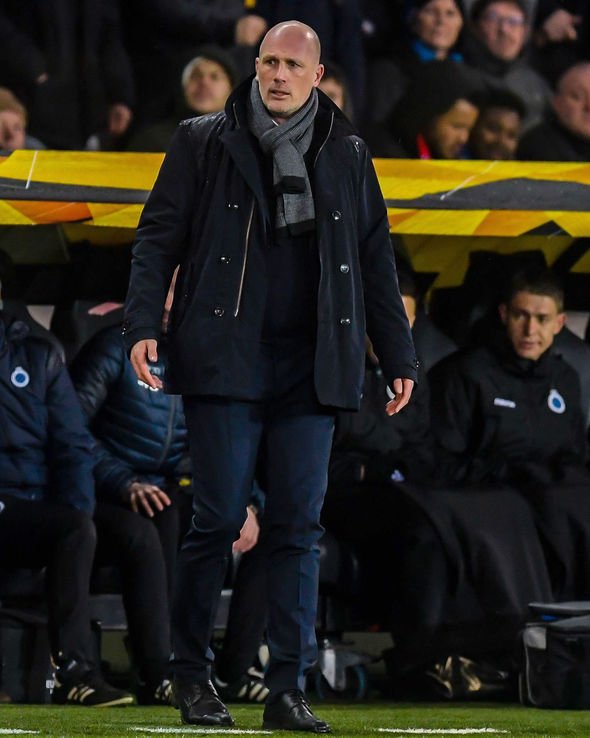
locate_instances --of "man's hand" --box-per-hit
[385,377,414,416]
[128,481,171,517]
[233,505,260,553]
[235,14,267,45]
[540,9,581,43]
[130,339,162,389]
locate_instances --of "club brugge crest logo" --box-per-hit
[547,388,565,414]
[11,366,30,388]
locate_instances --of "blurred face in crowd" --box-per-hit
[0,110,25,151]
[499,290,565,361]
[413,0,464,57]
[256,22,323,123]
[319,76,346,111]
[475,1,528,61]
[426,98,479,158]
[469,106,522,159]
[552,64,590,142]
[183,58,233,114]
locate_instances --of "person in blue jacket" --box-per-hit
[70,287,188,706]
[0,296,133,707]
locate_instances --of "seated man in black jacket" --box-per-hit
[430,266,590,645]
[0,297,133,707]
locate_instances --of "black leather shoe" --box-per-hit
[173,679,234,726]
[262,689,331,733]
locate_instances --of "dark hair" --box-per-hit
[471,0,528,22]
[405,0,466,24]
[319,61,355,121]
[503,266,564,312]
[392,59,482,145]
[469,86,527,119]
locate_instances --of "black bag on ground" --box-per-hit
[522,602,590,709]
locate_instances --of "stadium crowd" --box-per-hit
[0,0,590,711]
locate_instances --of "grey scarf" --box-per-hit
[247,78,318,236]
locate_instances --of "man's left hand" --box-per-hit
[385,378,414,416]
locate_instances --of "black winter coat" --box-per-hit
[71,326,188,504]
[0,313,95,513]
[430,340,588,488]
[123,80,417,410]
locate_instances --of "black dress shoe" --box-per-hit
[262,689,331,733]
[173,678,234,726]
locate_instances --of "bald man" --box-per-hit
[518,61,590,160]
[123,21,417,731]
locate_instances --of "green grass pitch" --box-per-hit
[2,702,590,737]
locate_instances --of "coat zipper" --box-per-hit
[234,196,255,317]
[314,110,334,168]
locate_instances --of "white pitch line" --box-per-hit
[130,728,272,735]
[378,730,509,735]
[0,731,40,735]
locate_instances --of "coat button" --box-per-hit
[219,255,231,264]
[332,210,342,221]
[213,307,225,317]
[340,317,351,325]
[339,263,350,273]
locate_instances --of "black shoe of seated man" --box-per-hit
[172,678,234,726]
[262,689,331,733]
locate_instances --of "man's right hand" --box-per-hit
[130,339,162,390]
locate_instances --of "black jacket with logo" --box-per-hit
[0,313,95,513]
[429,339,588,488]
[123,78,417,410]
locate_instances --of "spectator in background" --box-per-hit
[127,46,237,152]
[463,0,551,130]
[0,87,45,151]
[467,86,526,158]
[120,0,266,126]
[365,0,466,138]
[368,59,480,158]
[517,61,590,160]
[0,0,135,150]
[532,1,589,85]
[0,287,133,707]
[318,62,355,123]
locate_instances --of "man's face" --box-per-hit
[0,110,25,151]
[427,98,479,158]
[469,106,521,159]
[256,25,324,123]
[184,58,233,114]
[499,290,565,361]
[414,0,464,56]
[475,1,527,61]
[552,66,590,141]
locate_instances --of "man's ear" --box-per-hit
[498,303,508,325]
[554,311,566,335]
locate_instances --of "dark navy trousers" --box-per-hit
[173,342,334,696]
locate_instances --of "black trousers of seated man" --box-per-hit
[93,498,180,688]
[174,340,335,700]
[0,494,96,670]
